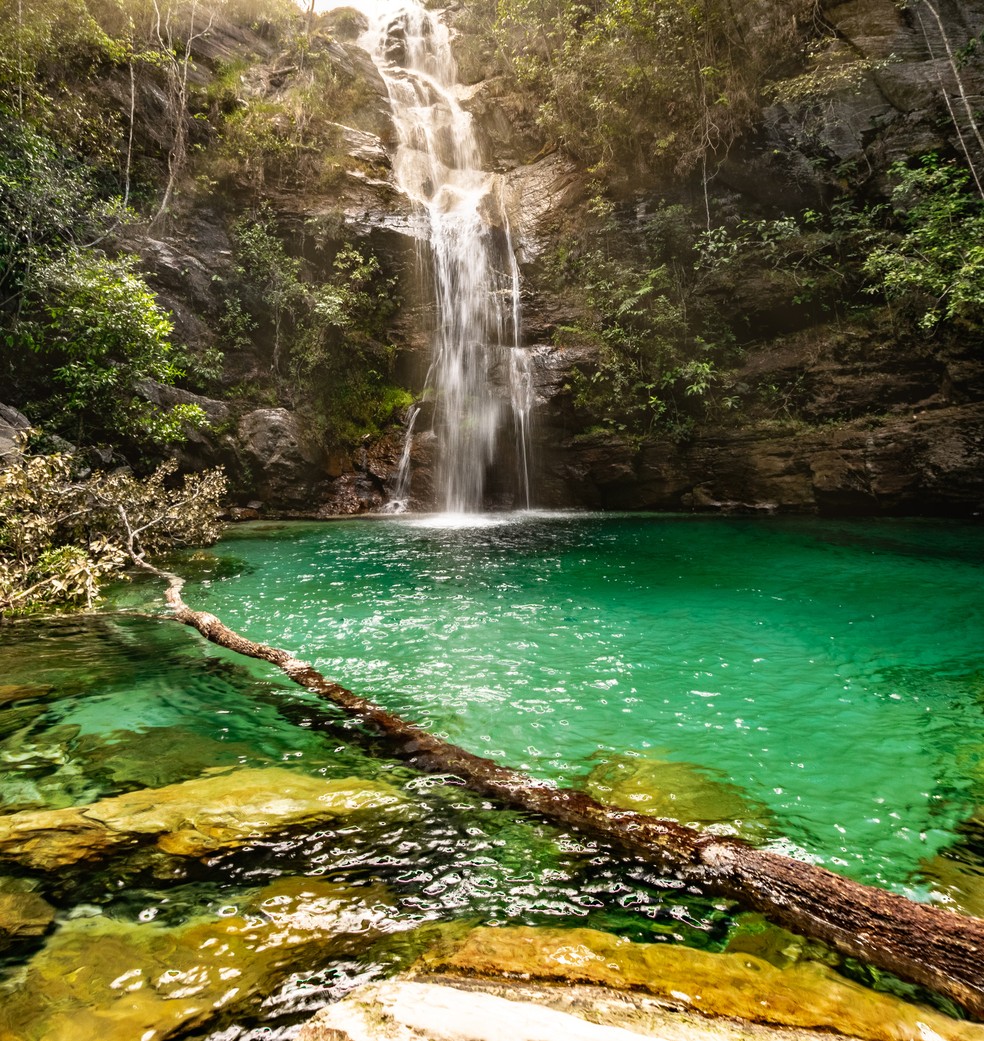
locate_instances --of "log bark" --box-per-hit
[155,572,984,1019]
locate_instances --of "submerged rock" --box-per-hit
[0,766,404,870]
[0,876,395,1041]
[0,887,55,951]
[920,844,984,919]
[416,925,984,1041]
[582,753,774,842]
[0,684,49,707]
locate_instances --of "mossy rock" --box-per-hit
[417,925,983,1041]
[0,875,395,1041]
[582,752,774,842]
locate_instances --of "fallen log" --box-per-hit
[152,568,984,1019]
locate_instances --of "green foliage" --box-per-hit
[209,41,376,194]
[292,243,403,444]
[0,110,102,310]
[223,210,405,445]
[863,155,984,331]
[231,205,304,372]
[551,203,733,432]
[21,250,205,446]
[0,107,205,453]
[492,0,813,179]
[0,449,226,614]
[695,208,862,313]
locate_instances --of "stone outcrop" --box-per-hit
[0,404,30,467]
[534,401,984,514]
[407,925,984,1041]
[0,766,404,870]
[297,978,847,1041]
[236,407,328,507]
[0,875,396,1041]
[299,915,984,1040]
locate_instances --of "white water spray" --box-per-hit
[346,0,532,512]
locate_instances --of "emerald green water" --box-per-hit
[1,513,982,1037]
[189,513,984,894]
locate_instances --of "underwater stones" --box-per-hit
[69,725,268,792]
[582,754,774,842]
[0,876,395,1041]
[418,926,983,1041]
[0,767,404,870]
[0,887,55,950]
[0,684,49,706]
[919,849,984,919]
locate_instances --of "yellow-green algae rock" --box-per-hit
[0,766,405,870]
[918,810,984,918]
[583,753,773,841]
[0,875,395,1041]
[0,888,55,950]
[417,925,984,1041]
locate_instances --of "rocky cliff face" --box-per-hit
[458,0,984,516]
[133,0,984,517]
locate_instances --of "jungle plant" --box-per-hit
[225,210,405,445]
[863,154,984,331]
[25,249,206,446]
[551,203,733,433]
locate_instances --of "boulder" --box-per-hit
[413,925,984,1041]
[0,875,395,1041]
[0,403,31,467]
[297,978,817,1041]
[134,378,230,427]
[0,766,405,870]
[236,408,326,506]
[582,753,774,843]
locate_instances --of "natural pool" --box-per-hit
[1,513,982,1038]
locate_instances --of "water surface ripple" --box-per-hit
[189,512,984,893]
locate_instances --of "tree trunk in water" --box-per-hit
[161,577,984,1020]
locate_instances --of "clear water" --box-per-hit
[1,513,982,1038]
[184,513,984,892]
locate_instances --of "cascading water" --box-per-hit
[353,1,532,513]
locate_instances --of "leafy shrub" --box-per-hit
[863,155,984,331]
[0,449,226,614]
[25,250,205,446]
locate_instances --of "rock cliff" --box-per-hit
[120,0,984,516]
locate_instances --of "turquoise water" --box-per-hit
[186,512,984,893]
[1,513,982,1037]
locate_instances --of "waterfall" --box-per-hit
[351,1,531,513]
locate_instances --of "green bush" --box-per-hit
[863,155,984,331]
[26,250,205,446]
